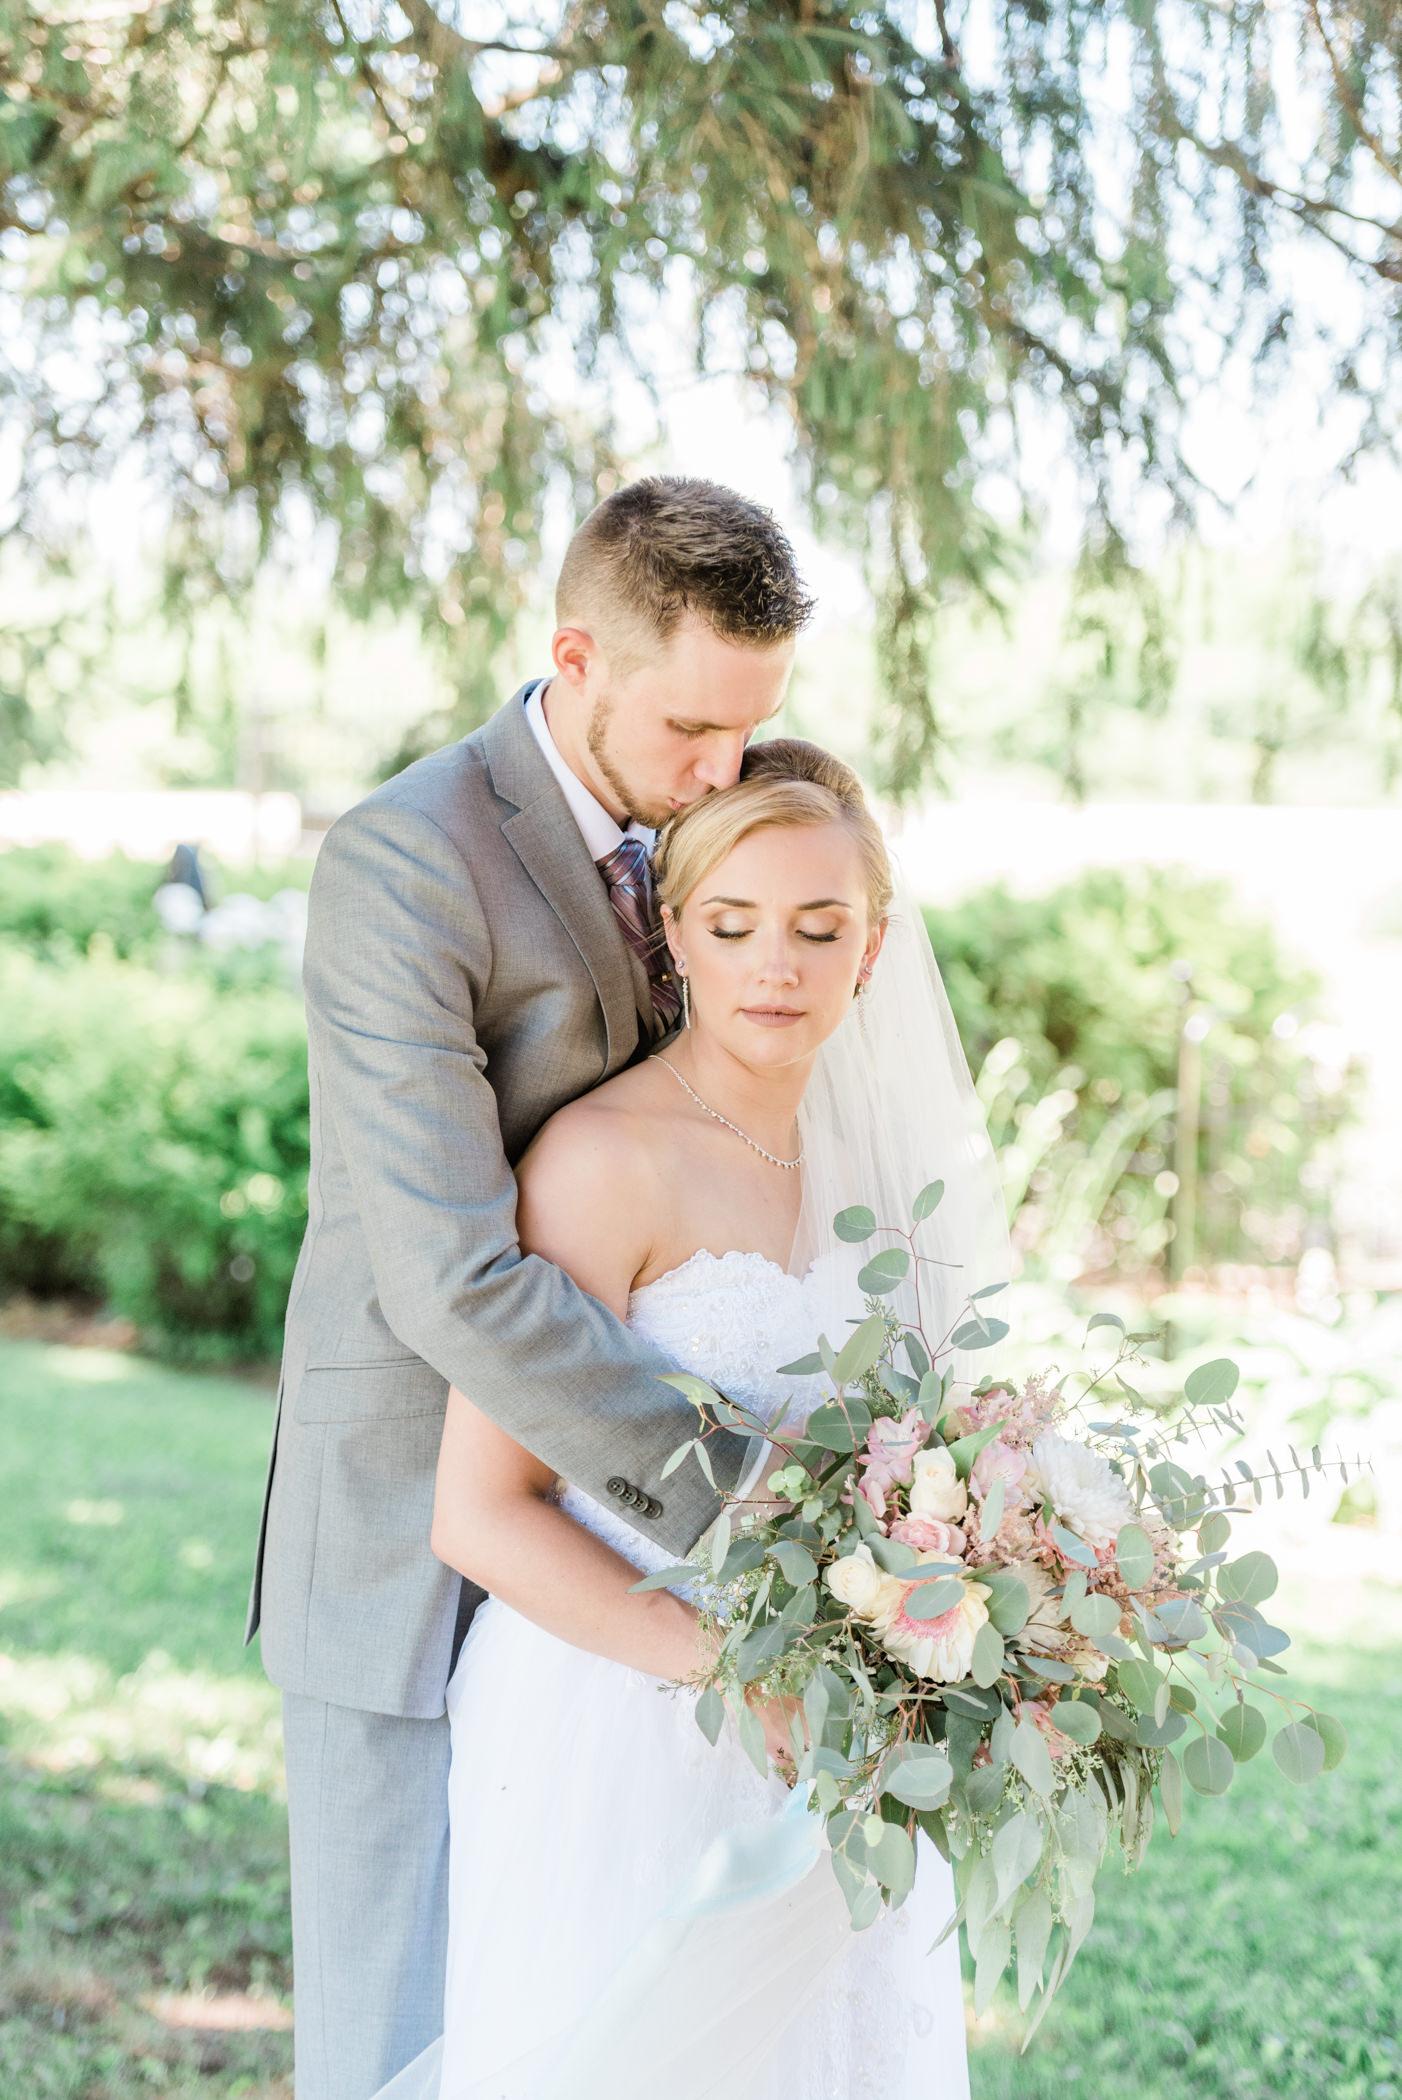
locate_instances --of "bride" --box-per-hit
[376,739,1008,2100]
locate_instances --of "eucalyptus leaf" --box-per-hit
[1114,1522,1155,1589]
[950,1317,1011,1351]
[694,1684,725,1746]
[1086,1311,1125,1334]
[1217,1550,1279,1608]
[880,1744,954,1811]
[1184,1357,1240,1408]
[776,1352,824,1376]
[1214,1600,1291,1658]
[628,1565,702,1593]
[1136,1708,1187,1748]
[1216,1700,1267,1763]
[1011,1717,1055,1798]
[973,1917,1012,2017]
[1182,1733,1235,1796]
[1198,1510,1232,1554]
[1273,1720,1327,1784]
[983,1570,1031,1637]
[979,1477,1006,1544]
[717,1538,767,1581]
[736,1697,770,1778]
[912,1179,946,1221]
[905,1333,931,1378]
[992,1810,1044,1908]
[1302,1710,1348,1772]
[971,1280,1009,1301]
[1049,1698,1101,1746]
[805,1399,873,1454]
[971,1620,1006,1688]
[864,1819,916,1900]
[770,1539,819,1588]
[1052,1523,1100,1569]
[1158,1747,1184,1834]
[946,1419,1010,1480]
[833,1204,877,1243]
[660,1440,696,1480]
[1070,1593,1122,1641]
[965,1763,1009,1814]
[711,1510,732,1573]
[735,1622,787,1684]
[832,1312,889,1386]
[856,1247,911,1295]
[904,1576,965,1621]
[1015,1887,1054,2012]
[869,1536,921,1576]
[1022,1653,1076,1684]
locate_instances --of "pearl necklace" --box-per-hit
[656,1056,805,1171]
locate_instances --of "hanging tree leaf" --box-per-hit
[3,0,1400,782]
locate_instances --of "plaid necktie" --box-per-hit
[595,836,682,1031]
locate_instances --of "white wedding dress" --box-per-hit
[376,1248,970,2100]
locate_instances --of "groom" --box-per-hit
[247,476,813,2099]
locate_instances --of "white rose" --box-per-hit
[1028,1433,1136,1552]
[909,1445,969,1525]
[881,1581,991,1683]
[825,1543,903,1624]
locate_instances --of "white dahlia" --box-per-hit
[1028,1433,1135,1552]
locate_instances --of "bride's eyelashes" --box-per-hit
[706,926,842,944]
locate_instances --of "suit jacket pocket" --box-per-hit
[291,1359,449,1425]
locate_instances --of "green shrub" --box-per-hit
[0,844,167,960]
[0,947,308,1357]
[926,867,1355,1280]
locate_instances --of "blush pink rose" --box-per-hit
[971,1439,1030,1506]
[889,1514,967,1557]
[857,1409,926,1521]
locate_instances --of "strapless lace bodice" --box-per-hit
[559,1249,826,1574]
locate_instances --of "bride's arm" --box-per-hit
[431,1102,709,1684]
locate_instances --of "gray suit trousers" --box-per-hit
[282,1693,451,2100]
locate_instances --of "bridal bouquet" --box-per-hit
[636,1183,1353,2037]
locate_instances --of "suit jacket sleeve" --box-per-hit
[301,792,747,1555]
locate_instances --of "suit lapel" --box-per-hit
[482,692,642,1072]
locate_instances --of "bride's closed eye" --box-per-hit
[708,926,841,943]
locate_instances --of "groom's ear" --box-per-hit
[551,624,603,691]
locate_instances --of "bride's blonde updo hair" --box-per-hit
[653,738,894,922]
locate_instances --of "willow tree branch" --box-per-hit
[1304,0,1402,198]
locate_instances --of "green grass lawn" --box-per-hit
[0,1338,290,2098]
[1,1335,1399,2099]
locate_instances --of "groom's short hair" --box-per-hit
[556,477,814,669]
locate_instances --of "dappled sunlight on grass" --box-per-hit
[0,1336,291,2096]
[0,1647,283,1792]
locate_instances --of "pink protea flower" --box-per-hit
[1024,1699,1075,1760]
[880,1579,991,1682]
[889,1514,967,1558]
[970,1439,1030,1506]
[856,1409,926,1522]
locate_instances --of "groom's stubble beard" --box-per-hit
[586,691,700,830]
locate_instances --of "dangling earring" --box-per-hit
[856,980,868,1036]
[680,970,691,1030]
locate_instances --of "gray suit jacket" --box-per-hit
[247,689,744,1718]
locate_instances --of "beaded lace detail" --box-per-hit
[559,1249,823,1577]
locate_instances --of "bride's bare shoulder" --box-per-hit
[514,1061,676,1284]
